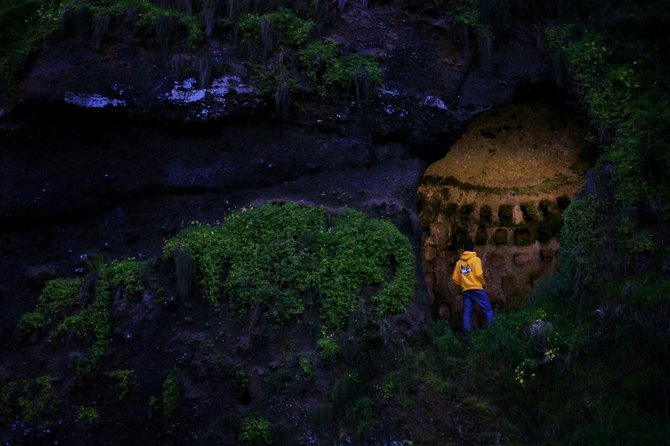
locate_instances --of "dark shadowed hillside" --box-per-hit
[1,0,669,444]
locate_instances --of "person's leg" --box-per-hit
[462,292,473,333]
[472,289,495,326]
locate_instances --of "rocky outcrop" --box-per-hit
[418,102,593,327]
[0,2,558,339]
[1,3,552,134]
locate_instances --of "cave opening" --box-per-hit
[417,97,597,328]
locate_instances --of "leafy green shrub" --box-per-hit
[0,0,208,89]
[429,320,464,357]
[240,416,273,446]
[163,203,415,330]
[18,258,147,380]
[314,209,414,327]
[17,278,81,336]
[547,4,670,272]
[178,14,202,49]
[558,194,599,294]
[323,54,381,91]
[377,374,398,401]
[238,13,261,41]
[89,0,205,48]
[240,9,312,48]
[449,0,480,29]
[298,40,339,84]
[0,0,63,92]
[468,296,574,389]
[331,372,360,409]
[96,259,147,303]
[53,312,89,339]
[18,376,56,422]
[73,310,111,379]
[17,311,47,337]
[352,396,376,435]
[299,40,381,95]
[298,356,313,379]
[247,62,297,96]
[61,260,144,379]
[33,277,81,318]
[316,335,340,360]
[163,222,229,301]
[1,376,62,427]
[77,405,99,423]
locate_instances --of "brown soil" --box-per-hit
[418,101,595,327]
[425,102,591,188]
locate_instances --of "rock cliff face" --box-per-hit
[0,3,591,443]
[0,5,554,221]
[418,102,593,327]
[0,2,558,335]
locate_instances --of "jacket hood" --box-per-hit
[460,250,477,261]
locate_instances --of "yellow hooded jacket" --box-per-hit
[452,250,486,291]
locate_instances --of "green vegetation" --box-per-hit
[239,14,381,100]
[77,405,99,424]
[454,272,670,444]
[298,40,339,84]
[18,376,58,423]
[422,11,670,425]
[318,371,385,440]
[546,0,670,291]
[0,0,207,90]
[246,62,297,96]
[96,259,147,303]
[0,0,380,104]
[239,416,273,446]
[162,368,180,418]
[449,0,481,30]
[83,0,205,48]
[323,54,381,93]
[298,356,313,379]
[408,6,670,442]
[163,203,415,331]
[67,258,144,379]
[0,0,62,93]
[18,278,81,336]
[299,40,382,96]
[239,9,312,49]
[108,369,137,400]
[0,376,63,431]
[15,258,149,380]
[316,335,340,360]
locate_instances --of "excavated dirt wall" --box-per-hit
[418,102,594,327]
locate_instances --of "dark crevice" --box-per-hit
[0,185,227,230]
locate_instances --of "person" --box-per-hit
[452,240,495,333]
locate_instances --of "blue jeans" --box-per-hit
[463,289,494,333]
